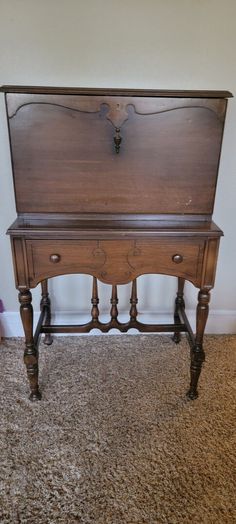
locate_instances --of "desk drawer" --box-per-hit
[26,238,205,286]
[26,240,106,283]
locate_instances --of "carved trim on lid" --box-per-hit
[6,94,226,123]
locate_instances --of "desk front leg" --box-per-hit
[186,237,220,398]
[19,289,41,401]
[187,289,210,400]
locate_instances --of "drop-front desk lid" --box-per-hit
[2,86,232,223]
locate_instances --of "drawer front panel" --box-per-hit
[26,238,205,286]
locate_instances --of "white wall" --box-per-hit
[0,0,236,335]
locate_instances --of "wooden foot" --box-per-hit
[19,290,42,401]
[29,388,42,402]
[187,289,210,400]
[172,278,185,344]
[40,280,53,345]
[187,349,205,400]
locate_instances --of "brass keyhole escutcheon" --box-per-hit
[114,127,122,153]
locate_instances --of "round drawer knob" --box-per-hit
[50,253,61,263]
[172,254,183,264]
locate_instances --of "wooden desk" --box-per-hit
[1,86,232,401]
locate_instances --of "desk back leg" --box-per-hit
[19,290,42,401]
[40,280,53,345]
[173,277,185,344]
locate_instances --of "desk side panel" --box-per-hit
[10,237,29,289]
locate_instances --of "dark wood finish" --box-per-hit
[3,85,231,401]
[41,321,187,334]
[130,279,138,323]
[24,238,205,287]
[19,290,41,401]
[178,305,195,349]
[40,280,53,346]
[1,85,232,97]
[110,285,119,321]
[6,92,227,215]
[173,277,185,344]
[187,289,210,399]
[91,277,99,323]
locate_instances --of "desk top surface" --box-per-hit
[8,217,223,239]
[1,85,233,97]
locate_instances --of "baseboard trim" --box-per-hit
[1,310,236,337]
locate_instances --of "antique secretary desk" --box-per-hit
[1,85,232,401]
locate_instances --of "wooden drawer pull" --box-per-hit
[172,254,183,264]
[50,254,61,263]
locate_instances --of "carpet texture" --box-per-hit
[0,334,235,524]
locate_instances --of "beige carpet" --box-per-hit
[0,334,235,524]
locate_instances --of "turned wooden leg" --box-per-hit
[187,289,210,400]
[173,277,185,343]
[91,277,99,322]
[19,290,42,401]
[40,280,53,345]
[130,279,138,322]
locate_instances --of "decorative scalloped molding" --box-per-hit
[8,95,225,124]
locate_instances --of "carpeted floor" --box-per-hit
[0,334,235,524]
